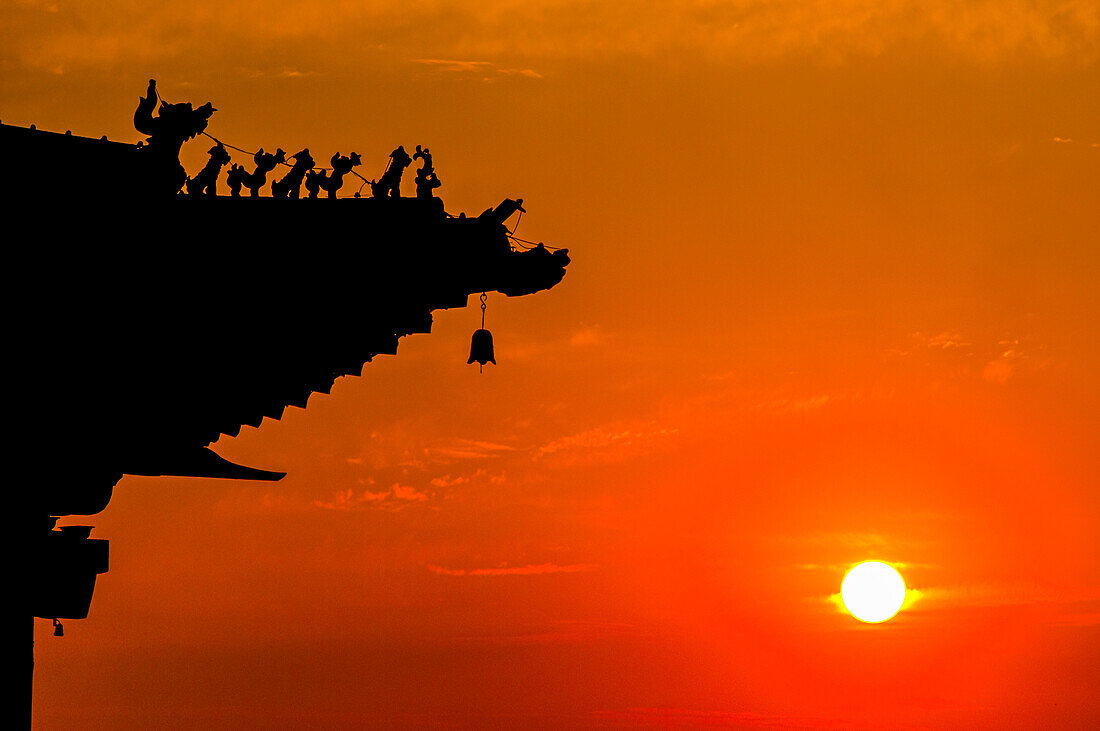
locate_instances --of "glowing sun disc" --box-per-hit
[841,562,906,623]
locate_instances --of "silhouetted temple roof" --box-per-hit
[4,121,569,517]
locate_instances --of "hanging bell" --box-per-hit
[468,328,496,367]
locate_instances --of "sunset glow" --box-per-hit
[7,0,1099,728]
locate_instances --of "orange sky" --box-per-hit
[7,1,1099,728]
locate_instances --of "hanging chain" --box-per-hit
[156,86,372,185]
[479,292,488,373]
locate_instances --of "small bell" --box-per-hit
[53,618,64,637]
[468,328,496,367]
[468,292,495,371]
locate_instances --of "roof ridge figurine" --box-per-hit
[226,147,286,198]
[133,78,216,196]
[304,151,362,198]
[184,142,231,198]
[271,148,314,199]
[370,145,413,198]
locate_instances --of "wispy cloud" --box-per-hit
[897,583,1100,627]
[233,66,320,79]
[534,422,673,457]
[423,1,1100,65]
[981,338,1053,385]
[913,582,1100,609]
[414,58,493,73]
[424,438,517,463]
[569,326,605,347]
[278,67,318,78]
[415,58,542,79]
[8,0,1095,77]
[313,487,389,511]
[429,474,468,488]
[888,330,1054,386]
[920,331,973,350]
[314,482,430,510]
[393,483,428,501]
[496,67,543,78]
[1053,136,1099,148]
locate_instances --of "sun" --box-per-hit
[841,561,906,623]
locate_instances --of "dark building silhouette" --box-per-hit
[3,81,568,729]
